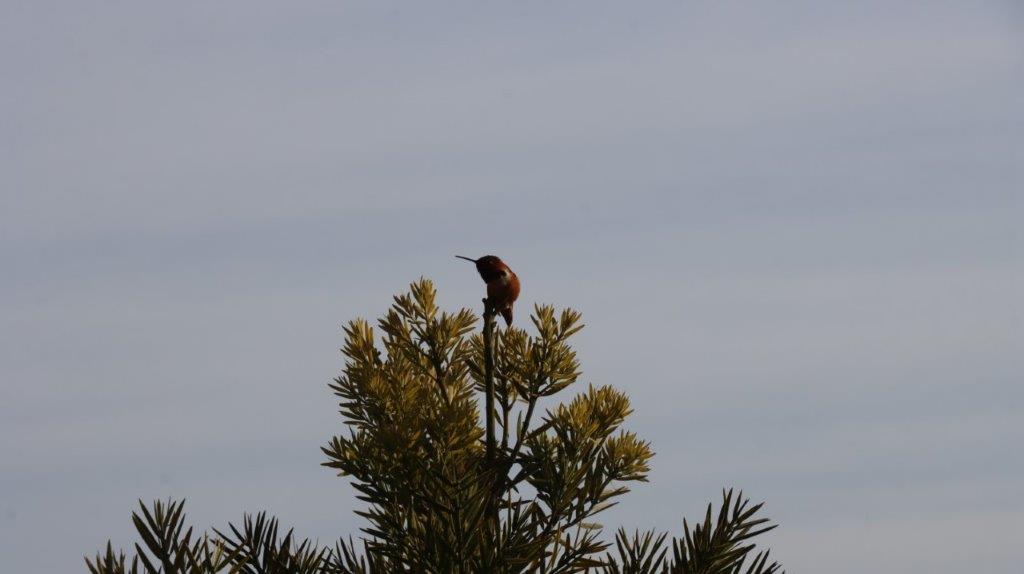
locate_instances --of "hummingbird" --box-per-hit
[456,255,521,326]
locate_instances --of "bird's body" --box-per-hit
[456,255,520,326]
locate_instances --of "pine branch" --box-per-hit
[87,279,784,574]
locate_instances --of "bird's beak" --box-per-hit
[455,255,477,263]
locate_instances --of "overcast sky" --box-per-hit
[2,1,1022,572]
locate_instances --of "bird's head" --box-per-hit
[456,255,509,280]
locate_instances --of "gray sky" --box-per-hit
[2,1,1021,572]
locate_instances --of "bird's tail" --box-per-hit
[500,306,513,327]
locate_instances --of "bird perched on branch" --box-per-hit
[456,255,520,326]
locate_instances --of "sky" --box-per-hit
[1,1,1021,572]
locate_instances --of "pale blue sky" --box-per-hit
[1,2,1021,572]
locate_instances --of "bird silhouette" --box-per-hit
[455,255,520,326]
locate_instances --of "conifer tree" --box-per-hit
[88,279,783,573]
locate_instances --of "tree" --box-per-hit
[88,279,783,573]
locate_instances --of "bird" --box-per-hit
[455,255,521,326]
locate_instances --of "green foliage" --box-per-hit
[85,499,237,574]
[87,279,783,573]
[602,490,781,574]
